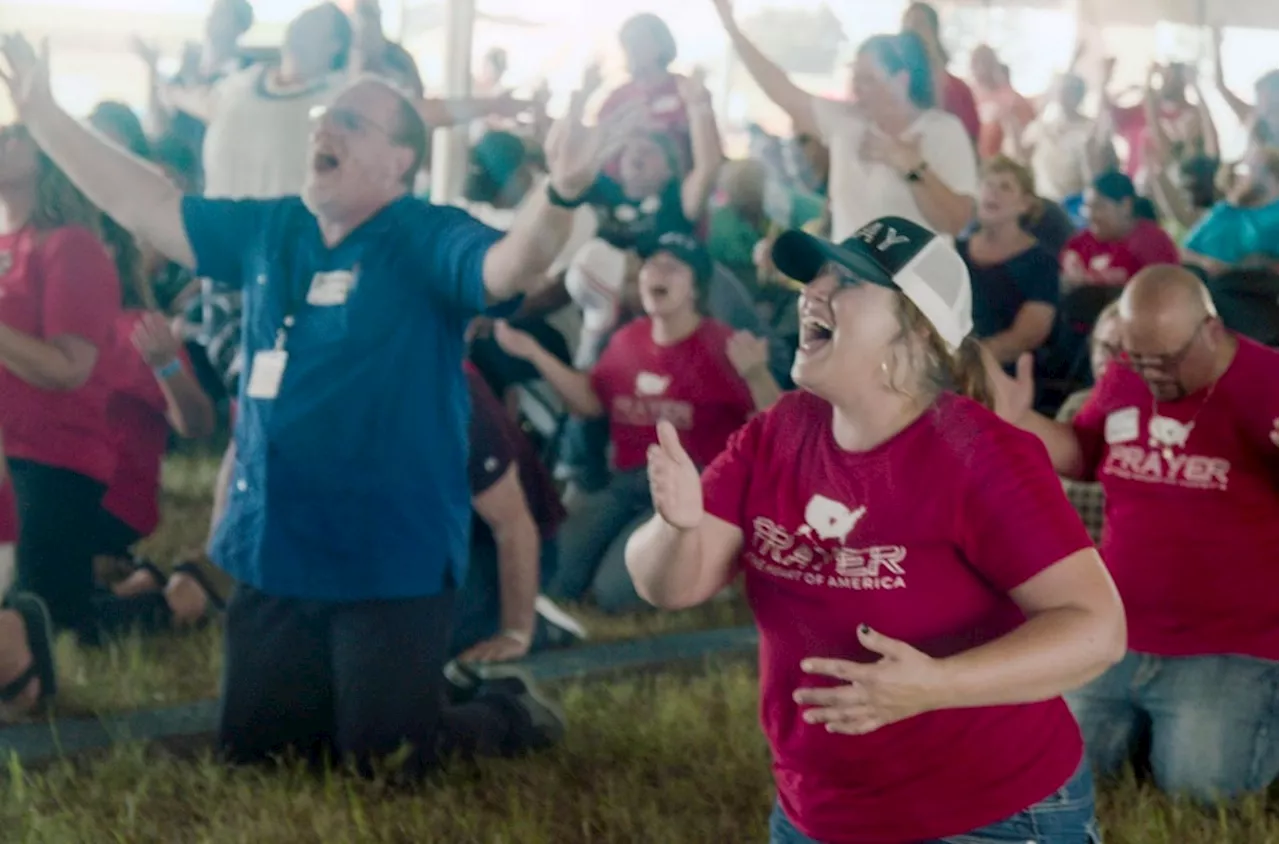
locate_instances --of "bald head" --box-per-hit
[1119,265,1217,334]
[1118,265,1231,399]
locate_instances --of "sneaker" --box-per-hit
[535,595,588,642]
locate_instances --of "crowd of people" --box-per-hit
[0,0,1275,841]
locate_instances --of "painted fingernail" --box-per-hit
[858,624,870,635]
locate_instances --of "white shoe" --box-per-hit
[535,595,588,641]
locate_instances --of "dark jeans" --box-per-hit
[768,761,1100,844]
[450,538,559,658]
[218,583,528,778]
[10,460,171,644]
[92,508,143,558]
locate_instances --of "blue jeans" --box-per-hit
[546,469,652,614]
[1067,651,1279,802]
[768,761,1100,844]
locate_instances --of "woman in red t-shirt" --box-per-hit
[626,216,1125,844]
[0,123,122,639]
[494,232,779,613]
[1061,171,1180,289]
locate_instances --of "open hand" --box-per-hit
[131,312,183,370]
[982,349,1034,425]
[793,625,944,735]
[0,33,52,116]
[859,130,924,177]
[459,631,531,664]
[492,319,540,360]
[545,96,646,200]
[647,419,703,530]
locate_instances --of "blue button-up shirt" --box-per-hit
[183,195,504,601]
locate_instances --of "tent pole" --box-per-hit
[430,0,475,204]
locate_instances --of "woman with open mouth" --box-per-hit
[493,231,780,615]
[626,215,1126,844]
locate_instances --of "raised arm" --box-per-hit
[0,35,194,268]
[984,352,1087,478]
[677,76,725,224]
[479,85,635,301]
[1211,26,1254,126]
[710,0,819,137]
[132,313,216,440]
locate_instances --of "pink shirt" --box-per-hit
[1061,220,1180,286]
[0,226,121,482]
[590,318,753,472]
[701,391,1090,843]
[1074,336,1279,660]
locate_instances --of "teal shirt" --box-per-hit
[1184,200,1280,266]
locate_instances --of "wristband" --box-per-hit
[905,161,929,183]
[500,628,532,648]
[153,359,182,381]
[547,183,588,209]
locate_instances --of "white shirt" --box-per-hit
[1023,112,1094,203]
[202,66,345,199]
[811,99,978,241]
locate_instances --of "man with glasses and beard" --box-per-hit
[1,32,612,777]
[986,265,1278,803]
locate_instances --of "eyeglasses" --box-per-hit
[308,105,393,138]
[1119,320,1208,374]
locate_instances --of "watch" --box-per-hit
[547,183,589,209]
[905,161,929,182]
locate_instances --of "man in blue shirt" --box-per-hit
[1,35,610,775]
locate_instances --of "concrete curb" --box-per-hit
[1,626,758,765]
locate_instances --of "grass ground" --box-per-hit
[3,451,1276,842]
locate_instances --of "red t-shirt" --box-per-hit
[701,391,1090,843]
[0,480,17,544]
[0,226,121,482]
[941,73,981,143]
[101,311,191,538]
[1073,336,1279,660]
[590,318,754,472]
[1060,220,1179,286]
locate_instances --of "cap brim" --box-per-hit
[771,230,898,290]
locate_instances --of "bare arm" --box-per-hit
[156,368,216,439]
[679,86,725,224]
[626,514,743,610]
[481,180,577,301]
[19,97,194,268]
[419,96,531,129]
[160,83,218,124]
[909,166,977,237]
[936,548,1126,707]
[524,342,604,418]
[982,302,1056,365]
[0,326,97,391]
[1211,27,1254,126]
[712,0,818,137]
[742,366,783,412]
[1190,81,1219,161]
[472,465,541,639]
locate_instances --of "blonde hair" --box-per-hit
[890,294,994,410]
[982,154,1044,224]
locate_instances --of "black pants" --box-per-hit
[10,460,171,644]
[91,508,143,558]
[218,584,523,778]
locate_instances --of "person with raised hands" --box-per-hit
[627,215,1124,844]
[0,29,610,776]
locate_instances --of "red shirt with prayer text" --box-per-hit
[101,311,194,538]
[1061,220,1179,287]
[1072,336,1279,660]
[0,226,121,482]
[700,391,1090,844]
[590,318,754,472]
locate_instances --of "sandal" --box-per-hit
[0,591,57,707]
[171,561,227,613]
[133,559,170,590]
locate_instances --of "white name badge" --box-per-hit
[306,269,356,307]
[1105,407,1140,444]
[246,350,288,400]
